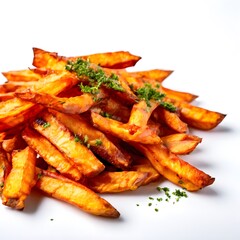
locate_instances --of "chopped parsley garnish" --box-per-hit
[66,58,124,94]
[43,122,51,129]
[74,134,81,142]
[137,186,188,212]
[172,189,188,202]
[136,83,176,112]
[95,139,102,146]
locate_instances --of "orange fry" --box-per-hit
[32,111,105,177]
[16,89,105,115]
[22,127,82,181]
[91,111,161,144]
[32,47,141,70]
[50,110,131,169]
[2,146,36,209]
[132,142,215,191]
[0,146,11,195]
[36,168,120,218]
[86,171,148,193]
[175,101,226,130]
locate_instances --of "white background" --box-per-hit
[0,0,240,239]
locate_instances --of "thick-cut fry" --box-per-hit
[50,110,131,169]
[154,107,188,133]
[2,69,43,82]
[36,168,120,218]
[162,139,201,155]
[2,146,36,209]
[32,111,105,177]
[16,89,105,115]
[22,127,82,181]
[0,146,11,195]
[132,142,215,191]
[32,47,141,70]
[128,100,159,127]
[161,86,198,102]
[0,72,78,132]
[86,171,148,193]
[128,69,173,83]
[91,111,161,144]
[175,100,226,130]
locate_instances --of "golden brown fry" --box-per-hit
[22,127,82,181]
[32,111,105,177]
[2,146,36,209]
[36,168,120,218]
[161,86,198,102]
[0,72,78,132]
[33,47,141,70]
[131,142,215,191]
[128,69,173,83]
[174,100,226,130]
[162,139,201,155]
[16,89,105,115]
[130,155,161,185]
[2,69,42,82]
[154,107,188,133]
[91,111,161,144]
[50,110,131,169]
[86,171,148,193]
[128,100,159,126]
[0,146,11,195]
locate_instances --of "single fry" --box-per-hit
[32,111,105,177]
[32,47,141,70]
[86,171,148,193]
[22,127,82,181]
[2,146,36,209]
[0,146,11,195]
[91,111,161,144]
[36,168,120,218]
[175,101,226,130]
[132,142,215,191]
[16,89,105,114]
[154,107,188,133]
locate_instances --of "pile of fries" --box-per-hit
[0,48,225,218]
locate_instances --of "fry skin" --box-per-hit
[32,47,141,70]
[32,111,105,177]
[2,146,36,209]
[131,142,215,191]
[22,127,82,181]
[50,110,131,169]
[36,168,120,218]
[86,171,148,193]
[91,111,161,144]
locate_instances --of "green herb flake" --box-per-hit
[74,134,81,143]
[155,208,159,212]
[0,182,4,188]
[172,189,188,202]
[148,203,152,206]
[95,139,102,146]
[66,58,124,94]
[135,83,176,112]
[43,122,50,129]
[37,173,43,180]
